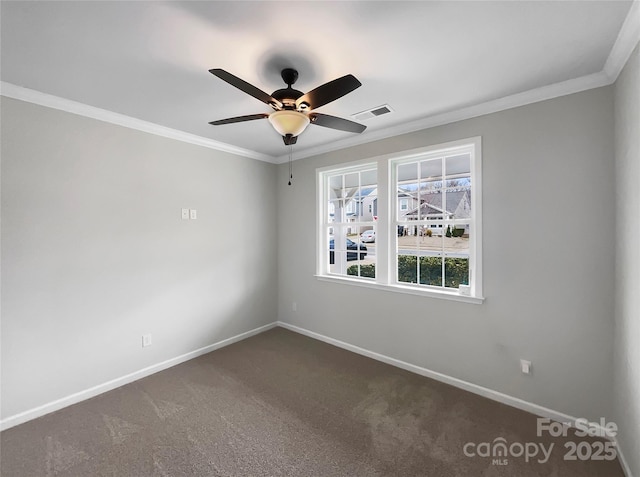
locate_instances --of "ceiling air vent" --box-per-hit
[351,104,394,121]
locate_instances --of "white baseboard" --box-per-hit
[277,322,578,421]
[277,320,631,472]
[2,320,633,477]
[0,322,278,431]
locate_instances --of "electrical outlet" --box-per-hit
[292,302,297,312]
[190,209,197,220]
[520,359,532,375]
[142,334,152,347]
[181,208,189,220]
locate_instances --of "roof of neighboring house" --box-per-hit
[405,189,471,217]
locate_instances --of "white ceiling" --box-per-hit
[1,1,636,163]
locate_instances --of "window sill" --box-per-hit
[315,275,485,304]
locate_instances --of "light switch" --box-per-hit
[181,208,189,220]
[190,209,197,220]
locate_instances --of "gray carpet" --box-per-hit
[1,327,624,476]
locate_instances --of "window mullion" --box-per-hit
[376,157,390,285]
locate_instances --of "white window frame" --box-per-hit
[316,137,483,304]
[317,161,378,280]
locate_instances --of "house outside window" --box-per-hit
[317,137,482,303]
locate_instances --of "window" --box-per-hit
[317,138,482,303]
[320,165,377,279]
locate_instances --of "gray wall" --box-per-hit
[278,87,615,421]
[1,97,278,420]
[3,76,631,458]
[614,42,640,476]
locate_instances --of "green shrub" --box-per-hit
[347,263,376,278]
[351,256,468,288]
[397,255,418,283]
[444,258,469,287]
[452,227,465,237]
[445,225,452,237]
[397,255,443,285]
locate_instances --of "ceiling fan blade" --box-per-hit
[309,113,367,133]
[209,69,282,109]
[209,113,269,125]
[296,74,362,110]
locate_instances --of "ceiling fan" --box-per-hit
[208,68,367,145]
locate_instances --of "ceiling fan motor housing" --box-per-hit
[272,87,304,109]
[272,69,305,110]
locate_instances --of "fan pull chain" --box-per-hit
[288,144,293,186]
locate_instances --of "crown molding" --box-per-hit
[0,82,277,164]
[274,70,612,164]
[272,1,638,164]
[604,0,640,81]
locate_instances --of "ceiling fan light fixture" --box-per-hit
[268,110,310,137]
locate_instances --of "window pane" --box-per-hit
[398,233,417,264]
[444,154,471,220]
[329,175,343,199]
[445,184,471,219]
[444,223,470,253]
[344,172,359,189]
[363,193,377,220]
[361,169,377,188]
[444,257,469,288]
[445,153,471,176]
[417,225,443,255]
[329,228,348,275]
[419,256,443,286]
[334,199,346,222]
[330,250,347,274]
[354,190,364,217]
[345,198,356,219]
[346,227,375,279]
[347,261,376,279]
[329,228,370,276]
[418,189,444,221]
[444,177,471,189]
[397,163,418,221]
[418,159,442,220]
[328,200,339,222]
[397,255,418,283]
[420,158,443,189]
[444,221,470,288]
[359,226,375,243]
